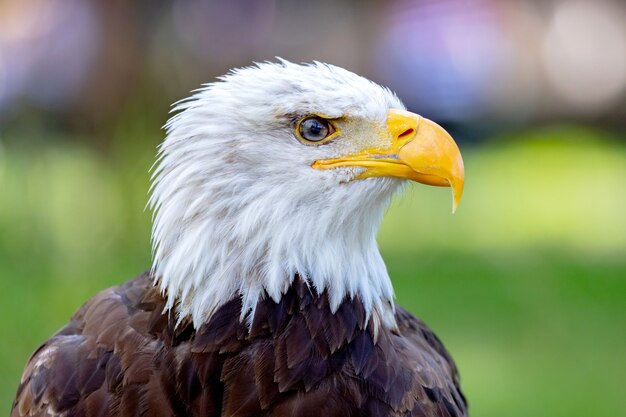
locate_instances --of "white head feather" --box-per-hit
[149,60,407,330]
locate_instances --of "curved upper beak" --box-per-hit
[312,109,465,212]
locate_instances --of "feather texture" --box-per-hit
[12,272,467,417]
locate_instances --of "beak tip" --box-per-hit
[451,178,464,214]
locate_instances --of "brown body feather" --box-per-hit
[12,272,467,417]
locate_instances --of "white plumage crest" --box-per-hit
[149,60,406,330]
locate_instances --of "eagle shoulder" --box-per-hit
[11,273,184,417]
[392,307,468,416]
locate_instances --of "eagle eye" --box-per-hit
[296,116,337,144]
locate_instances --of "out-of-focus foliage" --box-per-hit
[1,126,625,416]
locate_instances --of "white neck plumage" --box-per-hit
[150,164,400,331]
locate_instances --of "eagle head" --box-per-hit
[149,60,464,329]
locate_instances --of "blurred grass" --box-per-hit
[1,125,625,416]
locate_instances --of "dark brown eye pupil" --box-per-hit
[309,120,322,134]
[300,117,330,142]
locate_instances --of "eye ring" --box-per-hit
[295,116,338,144]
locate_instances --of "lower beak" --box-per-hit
[312,109,465,212]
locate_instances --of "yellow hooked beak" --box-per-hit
[312,109,465,212]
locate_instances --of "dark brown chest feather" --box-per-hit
[12,273,467,417]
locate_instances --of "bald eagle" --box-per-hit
[12,61,466,417]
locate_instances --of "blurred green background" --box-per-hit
[1,1,626,416]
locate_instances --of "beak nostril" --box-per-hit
[398,128,415,140]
